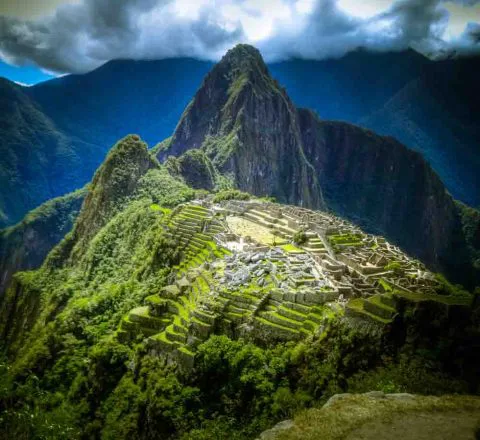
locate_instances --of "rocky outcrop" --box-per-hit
[158,45,324,209]
[0,189,85,300]
[167,149,217,191]
[52,134,158,265]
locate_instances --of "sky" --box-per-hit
[0,0,479,85]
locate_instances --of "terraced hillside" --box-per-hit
[117,200,472,369]
[1,135,477,440]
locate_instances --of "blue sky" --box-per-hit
[0,60,54,85]
[0,0,479,84]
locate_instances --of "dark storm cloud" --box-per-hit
[257,0,456,60]
[0,0,244,73]
[0,0,479,74]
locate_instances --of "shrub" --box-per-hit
[213,189,251,203]
[293,230,307,245]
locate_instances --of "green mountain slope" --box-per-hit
[1,130,478,439]
[160,45,324,209]
[361,57,480,208]
[0,189,85,299]
[0,78,99,228]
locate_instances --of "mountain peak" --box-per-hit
[218,44,267,73]
[64,134,158,263]
[158,44,325,209]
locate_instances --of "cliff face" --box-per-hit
[0,189,85,300]
[298,109,473,283]
[159,45,324,209]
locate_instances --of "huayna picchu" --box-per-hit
[1,44,480,440]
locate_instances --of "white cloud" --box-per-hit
[0,0,478,74]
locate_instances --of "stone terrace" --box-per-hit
[118,200,472,369]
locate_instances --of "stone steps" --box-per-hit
[307,312,324,324]
[363,295,397,320]
[345,298,393,325]
[227,303,249,315]
[226,311,246,322]
[254,316,301,339]
[243,211,274,229]
[192,308,216,325]
[258,310,302,330]
[306,239,324,248]
[248,209,282,225]
[165,324,188,344]
[128,306,169,331]
[302,320,318,332]
[283,301,311,314]
[278,305,307,323]
[190,317,212,338]
[147,331,180,352]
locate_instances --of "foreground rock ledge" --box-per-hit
[257,392,480,440]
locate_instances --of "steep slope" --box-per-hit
[51,134,159,265]
[0,189,85,299]
[27,58,213,149]
[269,49,430,124]
[0,145,477,438]
[361,56,480,207]
[159,44,324,209]
[0,78,95,227]
[298,110,475,284]
[1,51,478,228]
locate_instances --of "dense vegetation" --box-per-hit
[0,135,478,440]
[0,189,86,298]
[0,78,92,228]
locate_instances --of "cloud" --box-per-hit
[0,0,479,74]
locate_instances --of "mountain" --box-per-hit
[156,45,478,287]
[360,56,480,207]
[0,78,93,227]
[1,50,478,227]
[270,52,480,207]
[269,48,431,124]
[298,113,476,284]
[26,58,213,149]
[159,45,324,208]
[0,60,211,227]
[1,127,478,438]
[0,189,85,298]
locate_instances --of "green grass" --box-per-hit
[378,278,393,292]
[277,395,480,440]
[281,244,304,253]
[255,316,300,334]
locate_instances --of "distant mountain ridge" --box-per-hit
[1,48,479,227]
